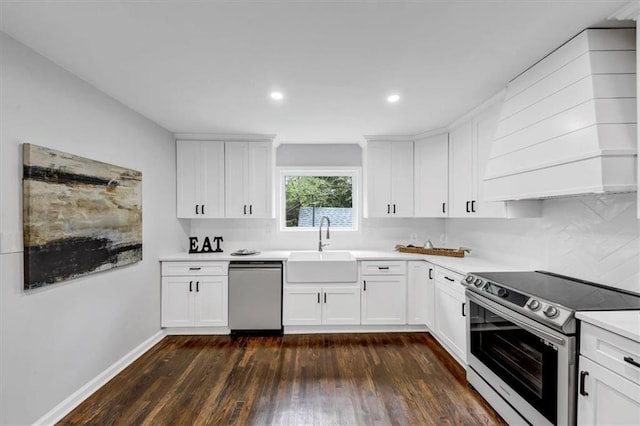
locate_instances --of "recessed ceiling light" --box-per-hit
[387,94,400,103]
[270,92,284,100]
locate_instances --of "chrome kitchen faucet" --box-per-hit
[318,216,330,252]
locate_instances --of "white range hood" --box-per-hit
[484,28,637,201]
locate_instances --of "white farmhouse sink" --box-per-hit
[287,251,357,283]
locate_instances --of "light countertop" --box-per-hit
[576,310,640,343]
[159,250,528,275]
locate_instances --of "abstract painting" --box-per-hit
[23,143,142,289]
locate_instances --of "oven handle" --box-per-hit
[467,292,566,347]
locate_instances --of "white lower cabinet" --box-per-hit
[577,322,640,425]
[161,276,228,327]
[407,261,432,326]
[434,267,467,364]
[361,261,407,325]
[283,285,360,326]
[161,261,228,328]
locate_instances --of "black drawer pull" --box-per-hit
[428,268,433,280]
[363,280,367,291]
[317,292,320,303]
[444,276,455,282]
[189,267,201,271]
[196,281,199,292]
[324,293,327,304]
[579,371,589,396]
[189,281,193,292]
[624,357,640,368]
[378,266,390,270]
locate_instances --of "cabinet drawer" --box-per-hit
[162,261,229,276]
[581,322,640,386]
[361,261,406,275]
[435,267,463,284]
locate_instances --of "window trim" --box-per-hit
[277,167,361,232]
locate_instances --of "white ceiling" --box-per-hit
[0,0,631,143]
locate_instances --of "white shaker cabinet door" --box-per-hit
[366,142,393,217]
[193,276,228,327]
[578,355,640,426]
[322,287,361,325]
[434,277,467,364]
[414,134,449,217]
[199,142,225,218]
[449,121,475,217]
[390,141,415,217]
[407,261,428,325]
[246,141,272,218]
[225,142,249,218]
[161,277,195,327]
[361,275,407,325]
[283,286,323,326]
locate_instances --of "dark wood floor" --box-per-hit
[59,333,505,425]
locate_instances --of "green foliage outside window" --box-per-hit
[285,176,353,227]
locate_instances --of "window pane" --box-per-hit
[284,176,353,228]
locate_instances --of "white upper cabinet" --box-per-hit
[414,134,449,217]
[448,100,541,218]
[225,141,273,218]
[365,140,414,217]
[176,140,225,218]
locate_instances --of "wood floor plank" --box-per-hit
[59,333,506,426]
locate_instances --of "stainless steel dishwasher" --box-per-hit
[228,261,283,334]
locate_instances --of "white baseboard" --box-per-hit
[284,324,429,334]
[165,326,230,335]
[33,329,166,426]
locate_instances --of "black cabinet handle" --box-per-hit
[317,292,320,304]
[624,357,640,368]
[195,205,199,215]
[579,371,589,396]
[428,268,433,280]
[387,204,390,214]
[249,204,253,215]
[243,205,247,215]
[444,276,455,282]
[392,204,396,214]
[442,202,446,214]
[466,201,470,213]
[189,267,201,271]
[471,200,476,213]
[461,302,466,317]
[324,293,327,304]
[196,281,200,292]
[189,281,193,292]
[378,266,390,270]
[202,205,205,215]
[363,280,367,291]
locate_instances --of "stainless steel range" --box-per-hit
[463,271,640,426]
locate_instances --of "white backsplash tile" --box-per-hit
[447,193,639,293]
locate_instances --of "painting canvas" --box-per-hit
[23,143,142,289]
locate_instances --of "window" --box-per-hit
[279,168,359,231]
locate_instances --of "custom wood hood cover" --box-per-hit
[484,29,637,201]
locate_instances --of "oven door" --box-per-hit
[466,291,575,426]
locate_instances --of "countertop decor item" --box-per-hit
[23,143,142,289]
[230,249,260,256]
[395,244,469,258]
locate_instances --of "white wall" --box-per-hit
[0,32,185,424]
[447,193,639,293]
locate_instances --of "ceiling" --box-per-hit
[0,0,631,143]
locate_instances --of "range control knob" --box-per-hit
[465,275,474,284]
[474,278,484,288]
[496,288,509,298]
[527,299,541,311]
[543,306,559,319]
